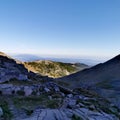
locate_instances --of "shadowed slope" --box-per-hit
[58,55,120,108]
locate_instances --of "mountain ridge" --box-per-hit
[24,60,89,78]
[0,52,29,83]
[58,54,120,108]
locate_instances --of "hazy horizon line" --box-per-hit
[7,52,114,61]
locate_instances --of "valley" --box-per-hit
[0,52,120,120]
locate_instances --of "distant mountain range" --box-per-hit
[11,54,102,65]
[0,52,88,81]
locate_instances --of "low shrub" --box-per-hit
[16,90,25,96]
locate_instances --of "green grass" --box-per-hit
[13,95,48,109]
[72,114,83,120]
[16,90,25,96]
[55,80,70,87]
[13,95,62,109]
[23,108,33,116]
[0,100,13,120]
[2,78,33,86]
[25,61,77,78]
[96,80,113,89]
[46,99,61,108]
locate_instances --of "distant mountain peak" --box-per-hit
[111,54,120,60]
[0,51,9,57]
[105,54,120,64]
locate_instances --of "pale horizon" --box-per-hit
[0,0,120,60]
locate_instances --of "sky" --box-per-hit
[0,0,120,59]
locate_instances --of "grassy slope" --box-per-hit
[24,60,88,78]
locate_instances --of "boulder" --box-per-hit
[68,99,77,108]
[54,86,60,92]
[18,74,28,80]
[67,94,73,98]
[24,86,33,96]
[44,87,50,93]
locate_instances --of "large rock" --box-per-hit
[44,87,50,93]
[18,74,28,80]
[24,86,33,96]
[54,86,60,92]
[68,99,76,108]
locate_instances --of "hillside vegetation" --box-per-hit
[24,60,88,78]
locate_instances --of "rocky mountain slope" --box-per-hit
[0,52,120,120]
[0,52,29,83]
[24,60,88,78]
[58,55,120,108]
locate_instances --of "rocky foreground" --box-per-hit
[0,81,120,120]
[22,108,119,120]
[0,52,120,120]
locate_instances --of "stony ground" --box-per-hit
[21,108,119,120]
[1,82,120,120]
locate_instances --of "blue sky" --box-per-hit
[0,0,120,59]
